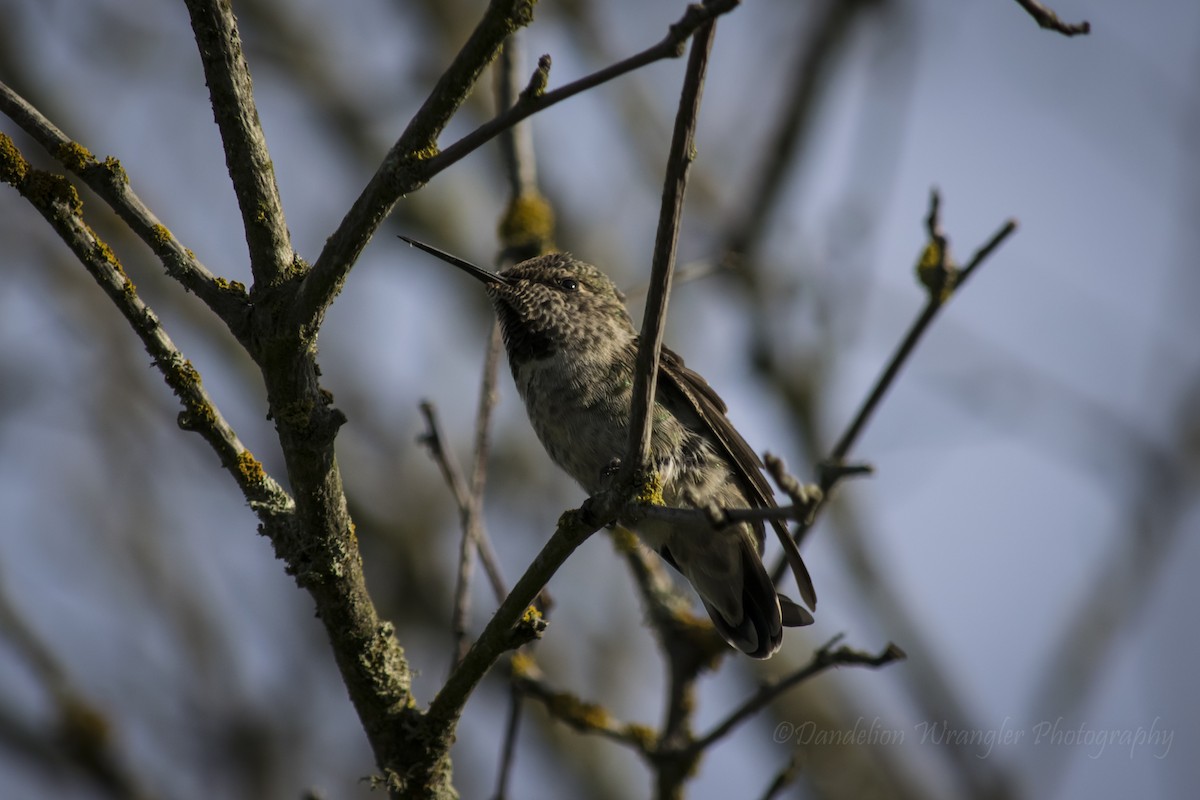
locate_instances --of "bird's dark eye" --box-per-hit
[558,277,579,292]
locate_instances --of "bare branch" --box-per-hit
[513,660,656,754]
[183,0,293,286]
[826,194,1017,468]
[0,80,251,338]
[623,17,719,479]
[428,1,741,181]
[1012,0,1091,37]
[293,0,537,333]
[0,134,293,523]
[423,505,606,757]
[690,637,906,753]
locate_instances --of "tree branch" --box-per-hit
[769,191,1017,581]
[293,0,537,333]
[0,134,293,524]
[689,636,906,753]
[1012,0,1090,37]
[623,16,719,479]
[422,506,606,755]
[427,0,741,183]
[0,80,252,339]
[183,0,293,287]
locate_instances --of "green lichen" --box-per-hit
[56,141,95,172]
[285,252,308,279]
[0,133,30,186]
[277,397,314,428]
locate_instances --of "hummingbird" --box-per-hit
[401,237,817,658]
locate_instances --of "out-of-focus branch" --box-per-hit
[0,572,152,800]
[689,636,905,753]
[1012,0,1090,36]
[182,0,293,287]
[0,81,251,339]
[417,400,508,668]
[512,656,656,754]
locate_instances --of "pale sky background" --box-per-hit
[1,1,1197,798]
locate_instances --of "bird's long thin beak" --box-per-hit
[398,236,511,286]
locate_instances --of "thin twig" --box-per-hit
[827,195,1016,468]
[422,503,607,753]
[757,750,804,800]
[767,193,1017,577]
[514,669,656,754]
[492,684,524,800]
[429,1,740,182]
[292,0,537,332]
[468,326,509,601]
[293,0,737,335]
[182,0,293,285]
[689,637,906,753]
[1012,0,1091,36]
[622,17,719,479]
[0,81,250,338]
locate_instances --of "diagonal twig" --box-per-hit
[769,191,1017,583]
[1012,0,1090,37]
[689,635,905,753]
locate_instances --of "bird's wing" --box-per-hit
[656,345,817,610]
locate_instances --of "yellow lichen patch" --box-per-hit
[547,691,614,731]
[56,141,95,172]
[150,224,173,249]
[410,143,440,161]
[623,723,657,751]
[915,239,957,302]
[100,156,127,184]
[634,471,664,506]
[24,171,82,215]
[0,133,30,186]
[176,359,202,387]
[213,276,248,295]
[498,191,556,254]
[286,252,308,279]
[236,450,267,485]
[608,526,640,555]
[510,650,537,678]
